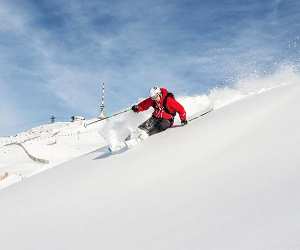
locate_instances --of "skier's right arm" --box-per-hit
[132,98,153,113]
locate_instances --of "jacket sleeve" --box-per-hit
[137,97,154,112]
[167,98,187,121]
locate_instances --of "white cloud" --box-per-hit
[0,1,26,33]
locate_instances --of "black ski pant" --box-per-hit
[138,116,173,136]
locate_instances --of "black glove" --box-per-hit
[131,105,139,113]
[181,120,188,126]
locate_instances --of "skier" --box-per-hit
[131,86,187,140]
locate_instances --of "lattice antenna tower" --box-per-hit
[99,82,106,119]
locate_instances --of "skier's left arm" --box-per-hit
[168,98,187,122]
[132,97,153,112]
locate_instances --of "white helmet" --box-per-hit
[149,86,161,99]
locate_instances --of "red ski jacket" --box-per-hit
[136,88,187,121]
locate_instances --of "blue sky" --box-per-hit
[0,0,300,136]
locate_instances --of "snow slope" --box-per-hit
[0,77,299,249]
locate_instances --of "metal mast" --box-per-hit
[99,82,106,119]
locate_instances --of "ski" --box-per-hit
[172,107,213,128]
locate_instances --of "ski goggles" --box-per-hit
[151,93,161,101]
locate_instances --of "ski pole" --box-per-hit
[85,108,131,127]
[188,108,213,122]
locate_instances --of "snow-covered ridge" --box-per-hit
[0,66,299,188]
